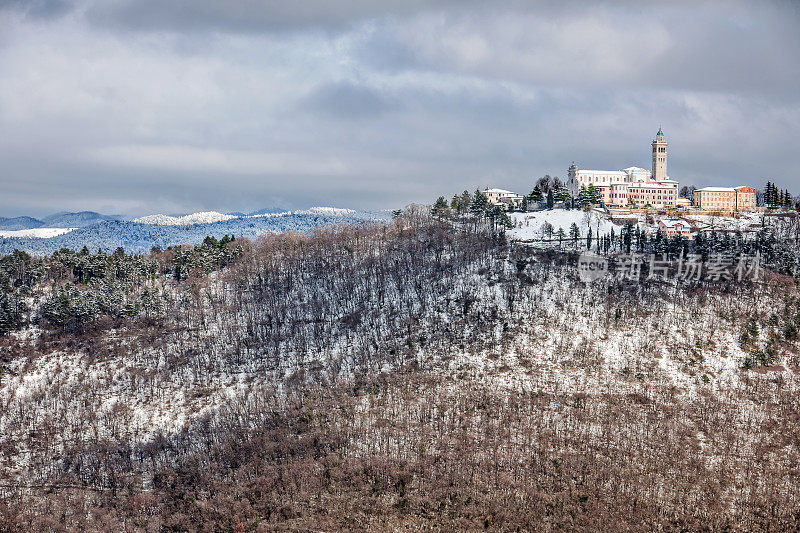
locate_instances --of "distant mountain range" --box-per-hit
[0,216,46,231]
[0,211,122,230]
[0,208,391,255]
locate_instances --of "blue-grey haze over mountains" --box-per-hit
[1,0,798,218]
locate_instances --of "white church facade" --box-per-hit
[566,128,679,208]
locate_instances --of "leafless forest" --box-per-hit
[1,210,800,531]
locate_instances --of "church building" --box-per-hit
[566,128,679,208]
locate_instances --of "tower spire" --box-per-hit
[652,126,667,180]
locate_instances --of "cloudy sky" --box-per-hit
[1,0,799,217]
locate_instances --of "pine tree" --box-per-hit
[460,190,472,213]
[577,185,588,209]
[587,184,601,206]
[569,222,580,245]
[542,222,554,240]
[432,196,449,216]
[529,185,543,203]
[546,190,554,209]
[0,294,23,336]
[556,227,566,248]
[470,189,489,214]
[552,185,570,204]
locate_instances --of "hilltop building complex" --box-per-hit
[566,128,679,208]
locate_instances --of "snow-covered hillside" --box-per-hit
[508,209,630,241]
[134,211,237,225]
[0,227,75,238]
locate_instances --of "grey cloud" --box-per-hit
[382,3,800,97]
[83,0,743,34]
[0,1,799,219]
[85,0,469,33]
[302,81,402,119]
[0,0,73,19]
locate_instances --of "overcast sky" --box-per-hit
[1,0,799,217]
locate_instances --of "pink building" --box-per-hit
[596,179,679,209]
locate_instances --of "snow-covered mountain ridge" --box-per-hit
[134,211,238,225]
[134,207,358,225]
[0,207,390,255]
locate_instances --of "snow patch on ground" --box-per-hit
[682,212,764,231]
[0,228,76,238]
[508,210,623,241]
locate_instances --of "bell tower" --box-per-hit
[651,126,667,181]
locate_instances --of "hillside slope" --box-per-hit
[1,212,799,529]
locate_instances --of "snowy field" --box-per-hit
[0,227,75,238]
[682,212,764,231]
[508,209,631,241]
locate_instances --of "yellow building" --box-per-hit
[483,188,524,210]
[693,186,757,212]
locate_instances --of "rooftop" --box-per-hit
[659,219,688,228]
[577,170,626,175]
[484,188,521,196]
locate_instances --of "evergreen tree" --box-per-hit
[460,190,472,213]
[569,222,580,245]
[556,227,566,248]
[577,185,588,209]
[432,196,449,216]
[551,185,570,204]
[546,190,554,209]
[542,222,554,240]
[470,189,490,214]
[586,184,601,206]
[623,222,633,253]
[0,293,23,336]
[529,185,543,203]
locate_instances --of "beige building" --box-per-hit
[483,188,524,210]
[693,186,757,212]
